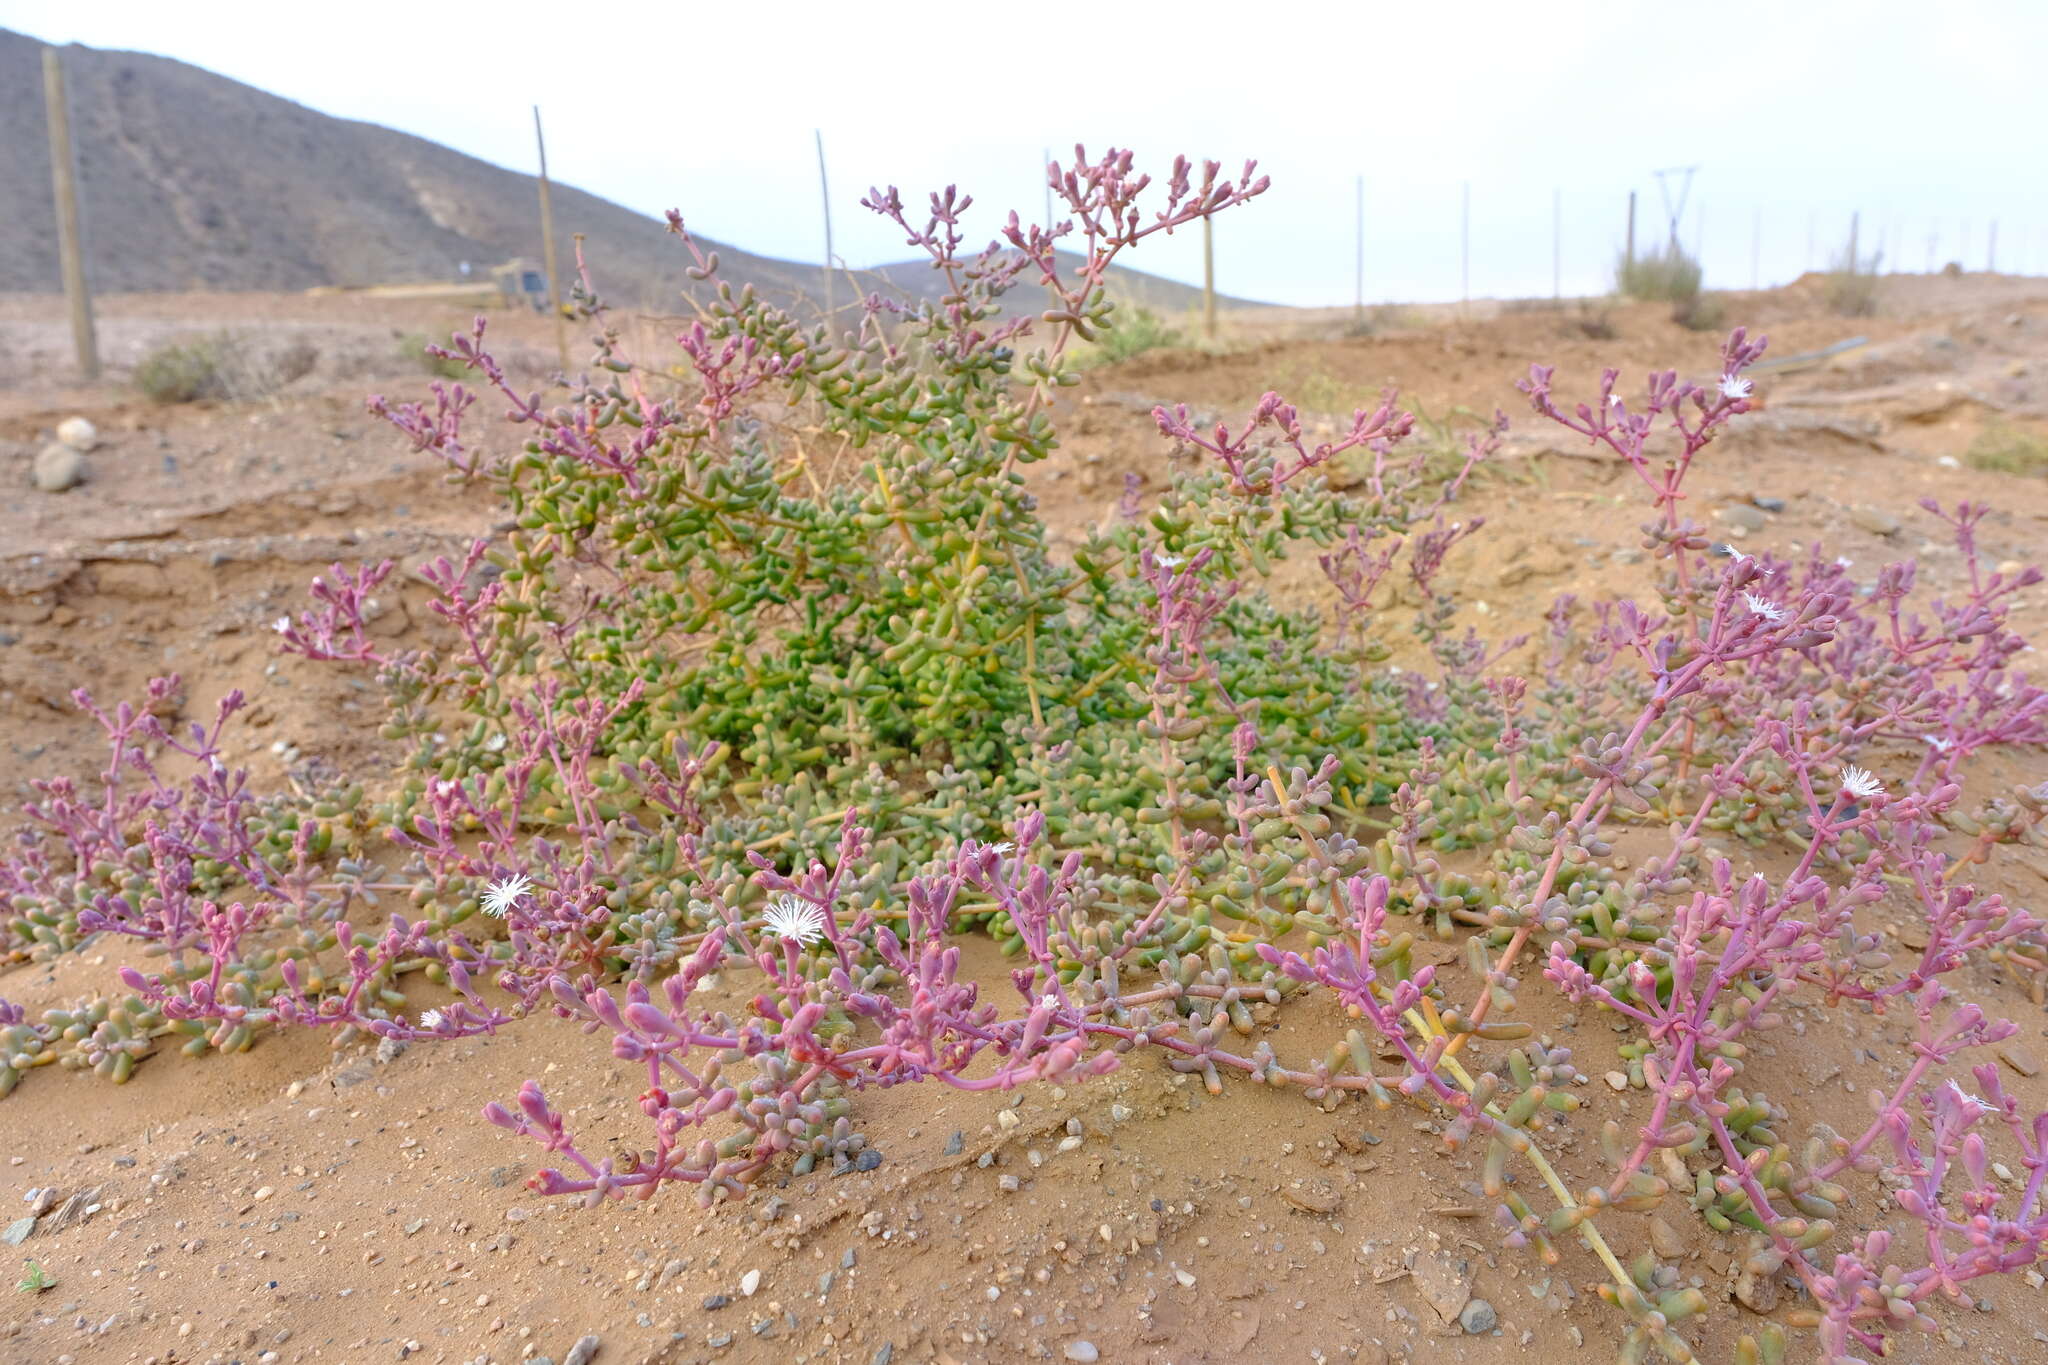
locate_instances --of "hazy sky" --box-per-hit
[8,0,2048,306]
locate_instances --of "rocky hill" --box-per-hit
[0,29,1256,316]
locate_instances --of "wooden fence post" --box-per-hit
[43,48,99,381]
[533,106,568,373]
[1201,216,1216,341]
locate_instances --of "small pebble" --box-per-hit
[32,442,85,493]
[56,416,99,450]
[1459,1299,1498,1334]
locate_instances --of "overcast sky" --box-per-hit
[8,0,2048,306]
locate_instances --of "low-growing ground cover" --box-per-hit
[5,151,2048,1365]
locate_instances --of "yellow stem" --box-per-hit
[1399,999,1633,1290]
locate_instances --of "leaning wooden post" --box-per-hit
[532,105,568,374]
[1460,180,1471,317]
[815,129,835,325]
[43,48,99,382]
[1201,215,1216,341]
[1552,186,1562,303]
[1354,174,1365,324]
[1625,190,1636,275]
[1043,147,1053,233]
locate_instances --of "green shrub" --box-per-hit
[1966,420,2048,476]
[132,332,317,403]
[1823,246,1883,317]
[133,337,229,403]
[1614,243,1720,330]
[1615,242,1702,305]
[1078,305,1185,366]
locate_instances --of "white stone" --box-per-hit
[56,416,98,451]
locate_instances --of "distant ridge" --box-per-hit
[0,29,1261,315]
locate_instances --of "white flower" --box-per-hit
[273,616,292,634]
[762,895,826,946]
[1720,375,1754,401]
[1741,591,1785,624]
[418,1009,445,1031]
[986,841,1014,857]
[1839,764,1884,800]
[480,873,531,919]
[1154,553,1184,569]
[1834,556,1853,569]
[1944,1080,1998,1115]
[1039,993,1062,1013]
[1607,392,1624,408]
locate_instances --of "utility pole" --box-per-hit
[1750,208,1760,289]
[1552,186,1561,303]
[815,129,835,324]
[1353,175,1364,323]
[43,48,99,381]
[1460,180,1470,316]
[1625,190,1636,274]
[1652,165,1699,250]
[1848,211,1860,275]
[532,106,567,373]
[1988,219,1998,273]
[1201,215,1217,340]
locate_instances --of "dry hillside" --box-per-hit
[0,28,1255,318]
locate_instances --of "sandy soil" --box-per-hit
[4,276,2048,1365]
